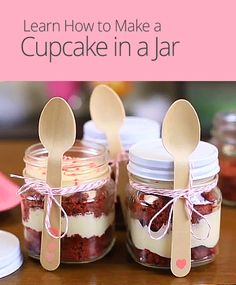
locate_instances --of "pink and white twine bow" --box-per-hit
[130,177,218,241]
[11,174,109,239]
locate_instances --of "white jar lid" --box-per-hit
[0,231,23,278]
[128,139,220,181]
[0,255,23,279]
[83,116,160,151]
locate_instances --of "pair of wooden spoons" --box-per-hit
[39,88,200,278]
[90,86,200,277]
[39,86,126,271]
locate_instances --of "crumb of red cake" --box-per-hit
[129,194,171,231]
[24,226,114,262]
[201,189,217,203]
[61,226,113,262]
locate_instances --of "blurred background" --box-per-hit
[0,81,236,139]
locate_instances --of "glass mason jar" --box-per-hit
[210,111,236,206]
[20,140,115,263]
[127,139,222,269]
[83,116,160,227]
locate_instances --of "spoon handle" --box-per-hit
[171,160,191,277]
[106,132,123,160]
[40,156,62,271]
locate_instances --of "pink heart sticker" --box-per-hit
[49,227,59,237]
[46,252,55,262]
[176,259,187,269]
[48,241,56,252]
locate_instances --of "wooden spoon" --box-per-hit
[90,85,125,160]
[89,84,127,217]
[162,99,200,277]
[39,97,76,271]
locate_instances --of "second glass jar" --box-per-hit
[126,139,222,269]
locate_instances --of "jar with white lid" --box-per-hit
[20,140,115,263]
[83,116,160,151]
[127,139,222,269]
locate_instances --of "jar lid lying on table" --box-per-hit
[128,139,220,181]
[0,231,23,278]
[83,116,160,151]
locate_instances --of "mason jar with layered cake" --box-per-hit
[20,140,115,263]
[126,139,222,269]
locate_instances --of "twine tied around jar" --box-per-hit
[11,174,109,239]
[129,175,218,241]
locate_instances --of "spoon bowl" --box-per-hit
[162,99,200,159]
[90,85,125,134]
[39,97,76,156]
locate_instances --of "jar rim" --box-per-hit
[128,139,220,181]
[129,172,218,188]
[24,140,108,167]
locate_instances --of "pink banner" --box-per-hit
[0,0,235,80]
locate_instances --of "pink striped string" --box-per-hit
[11,174,109,239]
[130,176,218,241]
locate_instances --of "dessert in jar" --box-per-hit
[20,140,115,263]
[83,117,160,226]
[210,111,236,206]
[127,139,222,269]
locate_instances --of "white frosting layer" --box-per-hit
[24,154,110,187]
[23,209,114,238]
[129,208,221,258]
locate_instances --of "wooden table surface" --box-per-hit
[1,140,236,285]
